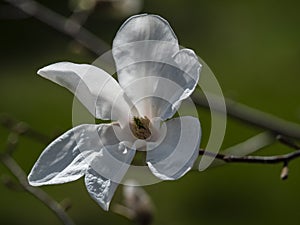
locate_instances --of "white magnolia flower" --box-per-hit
[28,14,202,211]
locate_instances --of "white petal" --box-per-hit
[169,49,202,116]
[85,142,136,210]
[113,14,178,50]
[28,124,121,186]
[112,14,179,97]
[112,14,201,119]
[38,62,132,124]
[146,116,201,180]
[85,167,119,211]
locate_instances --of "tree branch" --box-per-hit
[199,135,300,180]
[200,135,300,163]
[192,93,300,140]
[0,114,76,225]
[199,149,300,164]
[0,153,75,225]
[5,0,109,55]
[0,114,50,144]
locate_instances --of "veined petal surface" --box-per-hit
[85,142,136,210]
[28,123,121,186]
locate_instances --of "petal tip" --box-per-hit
[37,67,46,76]
[102,202,110,211]
[27,176,41,187]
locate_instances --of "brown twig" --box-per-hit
[5,0,109,55]
[199,135,300,180]
[199,135,300,165]
[199,149,300,164]
[0,153,75,225]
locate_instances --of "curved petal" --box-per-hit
[113,14,178,51]
[28,123,122,186]
[38,62,132,124]
[85,142,136,210]
[85,167,119,211]
[167,49,202,116]
[112,14,179,95]
[121,51,201,120]
[146,116,201,180]
[112,14,201,119]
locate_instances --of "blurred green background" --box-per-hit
[1,0,300,225]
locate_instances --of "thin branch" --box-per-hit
[0,117,75,225]
[192,93,300,140]
[5,0,109,55]
[0,3,30,19]
[0,114,50,144]
[198,133,300,179]
[276,135,300,150]
[199,148,300,164]
[0,153,75,225]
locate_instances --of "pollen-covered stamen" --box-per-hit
[130,116,151,139]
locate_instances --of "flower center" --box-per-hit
[130,116,151,140]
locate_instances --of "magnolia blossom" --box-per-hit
[28,14,202,210]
